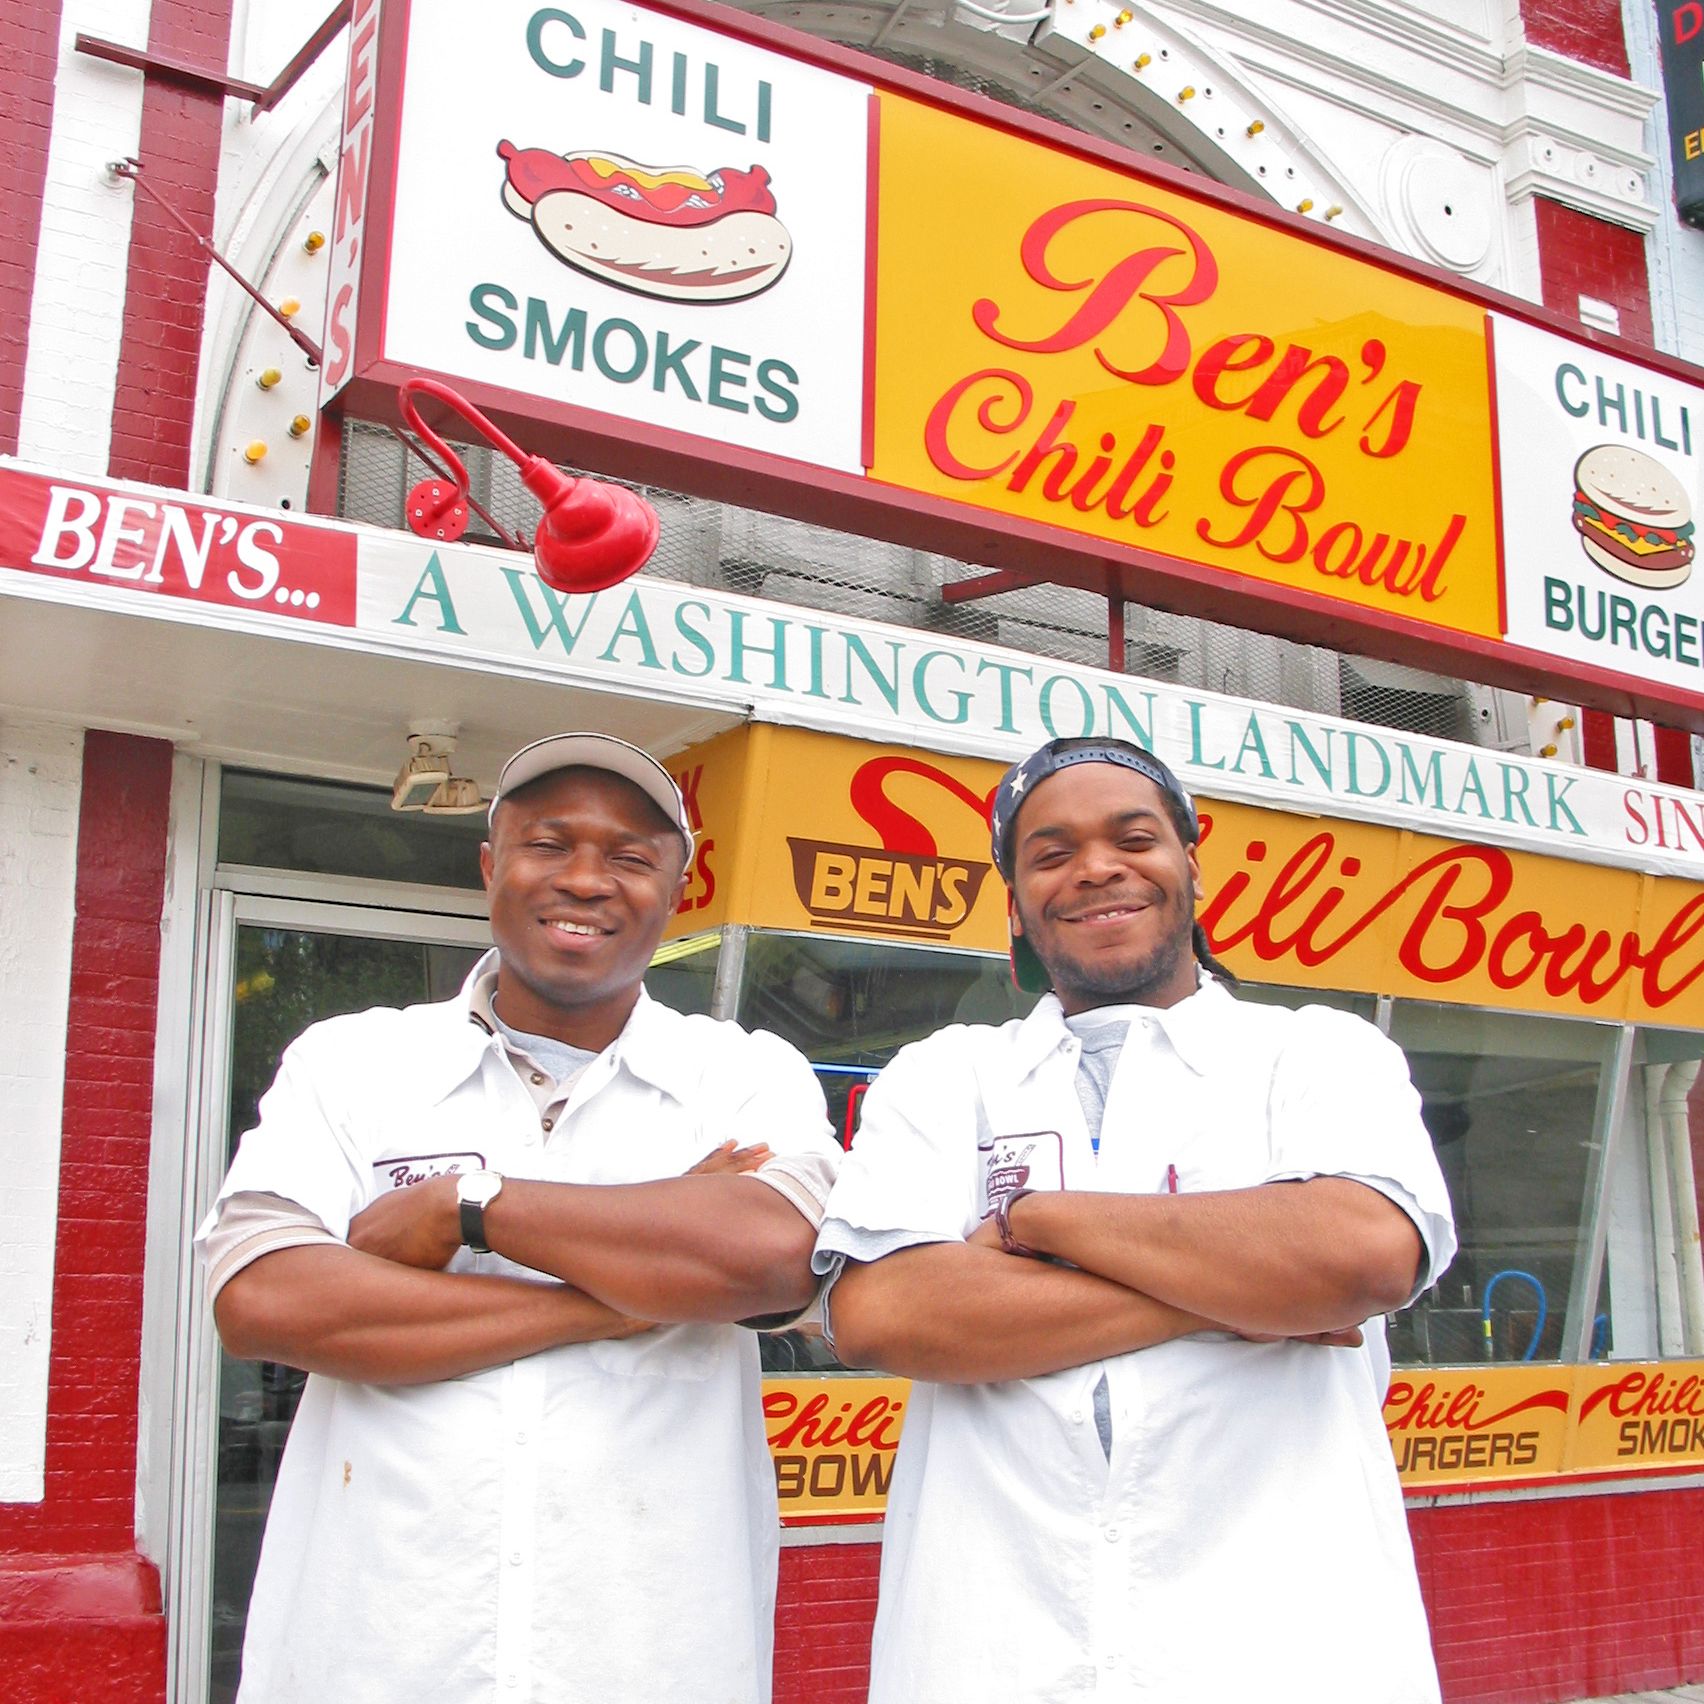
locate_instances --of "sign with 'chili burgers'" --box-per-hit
[1495,311,1704,691]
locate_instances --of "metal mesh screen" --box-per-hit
[338,417,1510,745]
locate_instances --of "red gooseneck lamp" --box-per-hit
[397,377,660,592]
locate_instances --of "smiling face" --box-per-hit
[1008,762,1203,1013]
[480,766,689,1049]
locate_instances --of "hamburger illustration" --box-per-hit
[497,141,792,304]
[1571,443,1696,590]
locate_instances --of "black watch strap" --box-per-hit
[459,1194,493,1254]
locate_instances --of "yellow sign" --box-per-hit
[764,1374,909,1524]
[870,93,1501,638]
[763,1363,1704,1519]
[665,726,1704,1029]
[1388,1360,1704,1489]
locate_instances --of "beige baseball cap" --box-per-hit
[488,732,692,846]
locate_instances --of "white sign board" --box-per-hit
[1495,311,1704,695]
[379,0,871,471]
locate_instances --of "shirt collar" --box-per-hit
[444,949,696,1105]
[1011,969,1231,1080]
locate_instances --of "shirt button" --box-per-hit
[531,1072,546,1086]
[515,1431,528,1445]
[1071,1410,1084,1424]
[542,1116,554,1131]
[506,1675,519,1688]
[510,1550,524,1566]
[1104,1526,1119,1543]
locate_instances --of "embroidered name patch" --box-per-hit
[371,1151,487,1192]
[978,1131,1064,1211]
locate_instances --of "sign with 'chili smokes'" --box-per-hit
[370,0,870,472]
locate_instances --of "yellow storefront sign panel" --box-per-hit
[1569,1361,1704,1477]
[764,1375,908,1523]
[871,94,1500,639]
[1382,1364,1573,1488]
[669,727,1704,1028]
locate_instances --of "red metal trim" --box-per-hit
[860,92,881,472]
[354,0,411,381]
[251,1,353,114]
[73,33,265,99]
[939,565,1055,601]
[110,160,323,366]
[74,2,350,113]
[1482,312,1509,639]
[305,398,344,515]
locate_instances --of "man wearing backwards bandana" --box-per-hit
[815,736,1456,1704]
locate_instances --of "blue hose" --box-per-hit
[1481,1269,1548,1361]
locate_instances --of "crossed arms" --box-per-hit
[214,1141,821,1386]
[827,1178,1424,1384]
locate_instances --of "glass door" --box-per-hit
[172,895,488,1703]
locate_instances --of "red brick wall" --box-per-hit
[1519,0,1630,78]
[776,1540,881,1702]
[775,1487,1704,1704]
[1532,198,1653,347]
[0,0,64,455]
[1414,1487,1704,1702]
[107,0,237,486]
[0,731,174,1702]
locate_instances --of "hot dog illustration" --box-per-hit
[497,141,793,304]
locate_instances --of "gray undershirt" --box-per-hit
[1064,1009,1135,1460]
[490,1002,598,1095]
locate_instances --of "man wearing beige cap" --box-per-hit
[199,732,840,1704]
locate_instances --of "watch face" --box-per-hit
[458,1169,502,1208]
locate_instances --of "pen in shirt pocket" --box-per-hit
[1165,1163,1179,1194]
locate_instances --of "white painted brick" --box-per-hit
[0,718,82,1505]
[15,0,153,475]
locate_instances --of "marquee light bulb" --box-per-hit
[278,297,301,318]
[1246,118,1265,136]
[1177,85,1196,101]
[288,414,312,438]
[1325,204,1344,220]
[303,230,326,254]
[1296,198,1315,214]
[1089,23,1106,39]
[257,367,282,390]
[1133,52,1151,67]
[244,440,268,464]
[1115,9,1132,22]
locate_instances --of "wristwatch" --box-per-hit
[456,1169,504,1254]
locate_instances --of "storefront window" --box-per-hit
[1386,1001,1619,1365]
[1593,1026,1704,1361]
[218,769,487,888]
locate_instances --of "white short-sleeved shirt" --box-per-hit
[197,955,839,1704]
[815,979,1456,1704]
